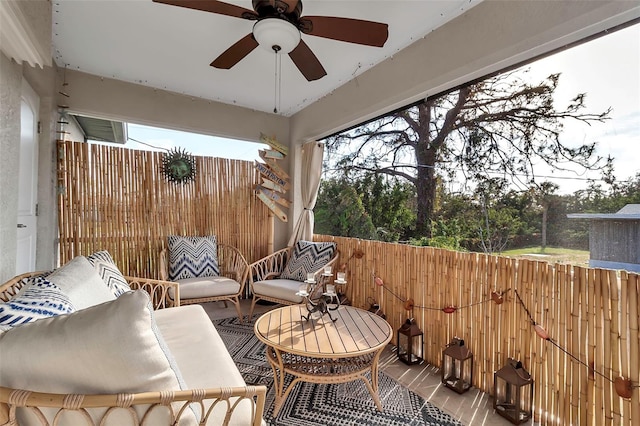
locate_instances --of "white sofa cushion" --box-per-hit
[252,278,305,303]
[169,276,241,300]
[154,304,256,425]
[86,250,131,297]
[0,276,75,327]
[0,290,196,425]
[46,256,115,310]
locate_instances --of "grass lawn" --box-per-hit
[500,246,590,266]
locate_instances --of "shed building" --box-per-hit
[567,204,640,273]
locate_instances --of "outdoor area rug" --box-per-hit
[213,315,464,426]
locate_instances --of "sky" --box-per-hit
[120,23,639,195]
[518,23,639,194]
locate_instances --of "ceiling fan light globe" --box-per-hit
[253,18,300,54]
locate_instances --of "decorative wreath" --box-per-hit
[161,148,196,184]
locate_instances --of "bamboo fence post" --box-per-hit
[601,268,612,426]
[594,268,604,426]
[570,267,581,424]
[577,267,588,425]
[620,271,631,424]
[608,269,622,424]
[627,272,639,424]
[587,267,596,425]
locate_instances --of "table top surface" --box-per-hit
[254,304,393,358]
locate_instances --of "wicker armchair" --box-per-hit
[247,245,339,318]
[160,243,249,322]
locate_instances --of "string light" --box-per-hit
[373,275,638,397]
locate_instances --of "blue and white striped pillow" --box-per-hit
[0,276,75,327]
[168,235,219,281]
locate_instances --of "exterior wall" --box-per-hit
[588,220,640,272]
[0,53,22,282]
[23,64,58,272]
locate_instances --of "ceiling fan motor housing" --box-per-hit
[252,0,302,20]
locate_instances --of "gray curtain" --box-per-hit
[288,141,324,246]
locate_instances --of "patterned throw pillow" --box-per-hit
[279,241,337,282]
[168,235,219,281]
[86,250,131,297]
[0,276,75,327]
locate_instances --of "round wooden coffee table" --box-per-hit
[254,304,393,415]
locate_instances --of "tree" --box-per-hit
[528,181,559,251]
[325,69,612,237]
[314,178,377,239]
[352,174,416,241]
[473,178,525,253]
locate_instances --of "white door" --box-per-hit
[16,79,39,275]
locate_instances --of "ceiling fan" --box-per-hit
[152,0,389,81]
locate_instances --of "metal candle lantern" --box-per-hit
[396,318,423,365]
[493,358,534,425]
[441,337,473,394]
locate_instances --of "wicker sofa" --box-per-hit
[0,255,266,426]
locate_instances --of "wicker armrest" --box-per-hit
[125,276,180,309]
[1,272,179,310]
[0,272,43,303]
[218,244,249,294]
[0,385,267,426]
[249,247,291,284]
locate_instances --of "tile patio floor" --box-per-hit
[202,299,536,426]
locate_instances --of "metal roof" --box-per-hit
[69,114,127,144]
[567,204,640,220]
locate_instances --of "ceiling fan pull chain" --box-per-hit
[273,45,282,114]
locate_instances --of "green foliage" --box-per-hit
[353,174,416,241]
[314,167,638,254]
[314,179,376,239]
[409,218,465,250]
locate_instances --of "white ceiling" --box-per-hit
[52,0,483,117]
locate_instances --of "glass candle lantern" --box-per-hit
[324,266,332,275]
[493,358,533,425]
[441,337,473,394]
[396,318,423,365]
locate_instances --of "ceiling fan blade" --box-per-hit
[210,34,259,69]
[299,16,388,47]
[288,40,326,81]
[152,0,258,19]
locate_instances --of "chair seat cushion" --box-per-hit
[252,279,305,304]
[171,276,241,300]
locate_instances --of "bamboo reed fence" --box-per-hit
[314,235,640,426]
[56,140,272,279]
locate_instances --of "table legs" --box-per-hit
[265,345,385,416]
